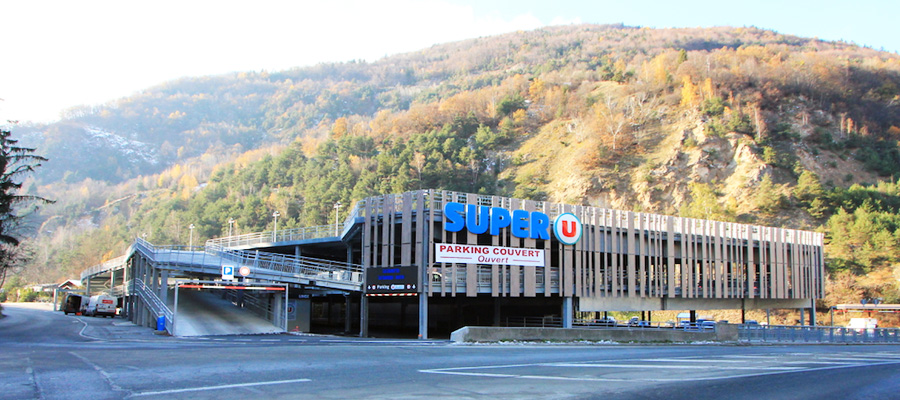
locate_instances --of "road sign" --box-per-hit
[222,265,235,280]
[239,266,251,277]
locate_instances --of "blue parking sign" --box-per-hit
[222,265,235,280]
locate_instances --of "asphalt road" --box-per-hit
[2,303,900,400]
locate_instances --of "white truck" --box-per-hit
[84,294,117,318]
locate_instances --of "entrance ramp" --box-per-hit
[172,290,282,336]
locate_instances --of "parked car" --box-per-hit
[626,317,650,327]
[700,320,717,330]
[595,316,617,327]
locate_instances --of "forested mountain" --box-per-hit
[12,24,900,309]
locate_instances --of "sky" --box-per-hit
[1,0,897,124]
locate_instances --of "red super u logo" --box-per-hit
[553,213,582,245]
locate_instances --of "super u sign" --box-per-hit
[553,212,582,245]
[443,202,581,245]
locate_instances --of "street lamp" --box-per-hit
[272,211,281,242]
[189,224,195,248]
[333,201,342,236]
[228,218,235,237]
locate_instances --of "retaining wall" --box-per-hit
[450,324,739,343]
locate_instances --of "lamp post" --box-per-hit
[272,211,281,242]
[188,224,195,248]
[228,218,235,237]
[333,201,342,236]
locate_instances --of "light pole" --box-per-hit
[333,201,342,236]
[272,211,281,242]
[228,218,235,237]
[189,224,195,248]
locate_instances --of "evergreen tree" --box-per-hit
[0,129,53,288]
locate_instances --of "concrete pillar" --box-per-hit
[159,270,169,306]
[418,292,428,339]
[810,298,817,326]
[360,295,369,338]
[295,246,301,258]
[562,297,573,328]
[344,294,351,334]
[799,308,805,326]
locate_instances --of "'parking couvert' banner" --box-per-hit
[435,243,545,267]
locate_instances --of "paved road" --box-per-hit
[2,303,899,400]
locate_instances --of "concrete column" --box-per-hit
[810,298,817,326]
[799,308,805,326]
[344,294,351,334]
[360,295,369,338]
[159,270,169,306]
[295,246,301,258]
[418,292,428,339]
[562,297,573,328]
[151,268,159,296]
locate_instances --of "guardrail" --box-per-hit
[503,316,564,328]
[739,325,900,343]
[132,237,363,291]
[80,255,128,281]
[205,200,365,249]
[206,242,362,289]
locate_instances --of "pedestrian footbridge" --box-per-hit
[80,214,364,337]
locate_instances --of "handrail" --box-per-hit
[133,278,174,333]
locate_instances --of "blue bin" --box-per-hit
[156,315,166,331]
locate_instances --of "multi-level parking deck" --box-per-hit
[80,189,824,339]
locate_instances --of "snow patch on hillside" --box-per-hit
[84,126,159,166]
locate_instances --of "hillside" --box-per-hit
[11,24,900,309]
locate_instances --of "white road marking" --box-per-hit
[640,358,750,363]
[129,378,312,397]
[720,355,783,359]
[549,363,803,370]
[816,357,900,362]
[420,356,900,383]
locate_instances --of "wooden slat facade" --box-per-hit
[361,190,825,301]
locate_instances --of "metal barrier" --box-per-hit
[503,316,564,328]
[739,325,900,344]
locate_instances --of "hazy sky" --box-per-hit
[1,0,895,123]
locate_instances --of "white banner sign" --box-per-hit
[435,244,545,267]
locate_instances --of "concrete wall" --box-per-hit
[579,297,811,312]
[450,325,739,343]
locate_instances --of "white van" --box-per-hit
[84,294,117,318]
